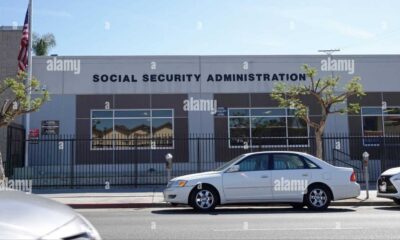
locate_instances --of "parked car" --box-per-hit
[164,151,360,211]
[377,167,400,205]
[0,190,101,240]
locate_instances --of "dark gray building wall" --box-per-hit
[0,27,23,160]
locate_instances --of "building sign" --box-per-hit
[29,128,39,144]
[214,107,227,116]
[41,120,60,135]
[92,73,306,83]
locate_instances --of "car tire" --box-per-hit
[305,185,331,211]
[393,199,400,205]
[290,203,305,209]
[189,186,219,212]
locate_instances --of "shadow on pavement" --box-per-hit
[374,206,400,211]
[151,207,355,215]
[33,186,164,194]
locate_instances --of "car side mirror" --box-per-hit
[227,165,240,173]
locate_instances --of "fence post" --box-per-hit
[6,127,12,178]
[134,138,138,188]
[362,151,370,199]
[70,136,75,189]
[197,137,201,172]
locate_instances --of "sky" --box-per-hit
[1,0,400,56]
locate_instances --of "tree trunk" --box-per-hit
[315,130,323,159]
[0,151,5,180]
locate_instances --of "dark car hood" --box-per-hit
[0,190,77,239]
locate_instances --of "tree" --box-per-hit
[32,33,56,56]
[271,64,365,159]
[0,71,49,180]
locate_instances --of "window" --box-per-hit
[384,108,400,135]
[303,158,320,169]
[236,154,269,172]
[361,107,400,145]
[272,154,306,170]
[228,108,309,148]
[91,109,173,149]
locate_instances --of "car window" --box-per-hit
[214,154,244,171]
[273,154,306,170]
[237,154,269,172]
[303,158,320,169]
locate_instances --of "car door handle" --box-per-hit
[302,174,309,177]
[261,175,269,178]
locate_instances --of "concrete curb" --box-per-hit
[68,201,396,209]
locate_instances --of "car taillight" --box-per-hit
[350,172,356,182]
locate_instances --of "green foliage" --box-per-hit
[32,33,56,56]
[271,64,365,129]
[271,64,365,158]
[0,71,50,128]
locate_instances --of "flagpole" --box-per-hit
[24,0,33,167]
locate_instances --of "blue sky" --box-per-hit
[1,0,400,55]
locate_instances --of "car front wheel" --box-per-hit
[189,186,218,212]
[393,199,400,205]
[305,185,331,211]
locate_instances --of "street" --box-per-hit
[79,206,400,240]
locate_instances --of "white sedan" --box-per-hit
[377,167,400,205]
[164,151,360,211]
[0,190,101,239]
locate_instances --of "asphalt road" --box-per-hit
[79,206,400,240]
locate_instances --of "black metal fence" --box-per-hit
[6,125,25,171]
[5,132,400,188]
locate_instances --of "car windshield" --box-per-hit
[214,154,244,171]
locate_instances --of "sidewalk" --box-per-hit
[34,187,396,209]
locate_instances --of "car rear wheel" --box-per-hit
[393,199,400,205]
[189,186,218,212]
[305,185,331,211]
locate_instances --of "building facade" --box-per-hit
[24,55,400,168]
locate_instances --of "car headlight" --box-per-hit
[168,180,187,188]
[41,214,101,240]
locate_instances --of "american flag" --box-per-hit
[17,9,29,72]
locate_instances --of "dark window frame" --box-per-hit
[90,109,174,150]
[361,106,400,146]
[227,107,309,148]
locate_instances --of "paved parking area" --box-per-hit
[79,206,400,240]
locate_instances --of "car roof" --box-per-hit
[242,151,310,156]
